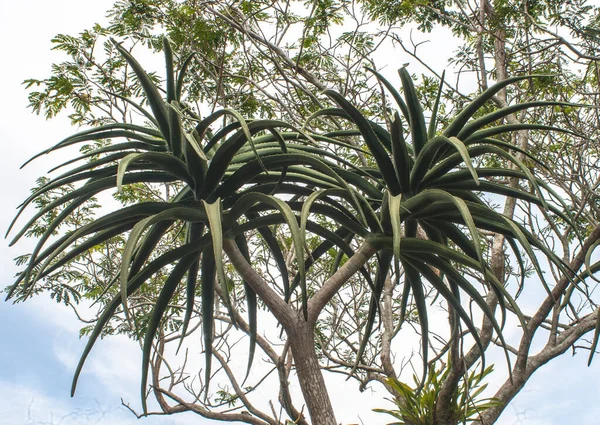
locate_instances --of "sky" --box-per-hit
[1,1,599,425]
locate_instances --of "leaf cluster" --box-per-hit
[7,36,584,414]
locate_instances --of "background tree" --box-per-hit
[7,1,600,424]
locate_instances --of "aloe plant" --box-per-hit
[374,363,501,425]
[7,37,581,425]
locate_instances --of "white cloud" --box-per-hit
[0,380,135,425]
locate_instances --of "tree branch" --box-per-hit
[223,238,296,329]
[307,241,377,325]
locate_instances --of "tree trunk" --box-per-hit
[287,320,337,425]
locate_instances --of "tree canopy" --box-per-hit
[8,1,600,424]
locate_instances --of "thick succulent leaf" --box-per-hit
[13,196,90,286]
[163,37,176,103]
[471,137,545,166]
[584,239,600,285]
[168,103,184,158]
[203,198,237,324]
[400,237,528,334]
[175,51,196,101]
[411,135,478,192]
[235,233,258,378]
[12,166,116,223]
[200,120,240,154]
[102,88,161,126]
[457,100,584,140]
[228,193,307,317]
[70,235,212,396]
[184,130,208,190]
[501,216,553,294]
[436,179,574,225]
[216,153,369,227]
[116,152,194,192]
[141,254,197,413]
[111,39,171,142]
[19,202,177,289]
[425,143,548,210]
[367,67,410,123]
[237,165,381,200]
[201,247,216,392]
[388,193,402,286]
[33,222,135,282]
[324,90,401,195]
[426,167,526,188]
[417,189,486,275]
[10,171,177,247]
[37,155,144,200]
[231,140,366,178]
[352,249,393,375]
[215,109,267,169]
[420,219,477,259]
[305,108,393,152]
[399,190,484,269]
[185,129,209,160]
[21,124,164,167]
[442,75,539,137]
[119,207,209,321]
[390,112,412,194]
[397,267,412,327]
[202,120,300,198]
[246,212,290,299]
[368,119,394,152]
[355,192,384,234]
[424,255,514,371]
[405,255,491,375]
[505,235,527,298]
[252,197,367,237]
[303,107,354,129]
[403,260,429,383]
[48,142,167,174]
[428,70,445,139]
[301,189,348,253]
[129,219,178,278]
[178,222,203,353]
[588,310,600,366]
[399,68,428,156]
[464,123,580,145]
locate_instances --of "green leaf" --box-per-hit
[141,254,197,413]
[428,70,445,139]
[163,36,176,103]
[176,51,196,101]
[390,112,412,194]
[443,75,541,137]
[324,90,401,195]
[399,68,428,156]
[228,192,307,317]
[71,236,212,397]
[388,192,402,286]
[367,67,410,123]
[201,247,216,392]
[111,39,171,142]
[588,309,600,366]
[178,222,203,353]
[203,198,237,324]
[235,233,258,379]
[411,135,478,192]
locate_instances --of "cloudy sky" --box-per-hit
[1,1,599,425]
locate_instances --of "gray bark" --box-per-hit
[288,320,337,425]
[223,238,378,425]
